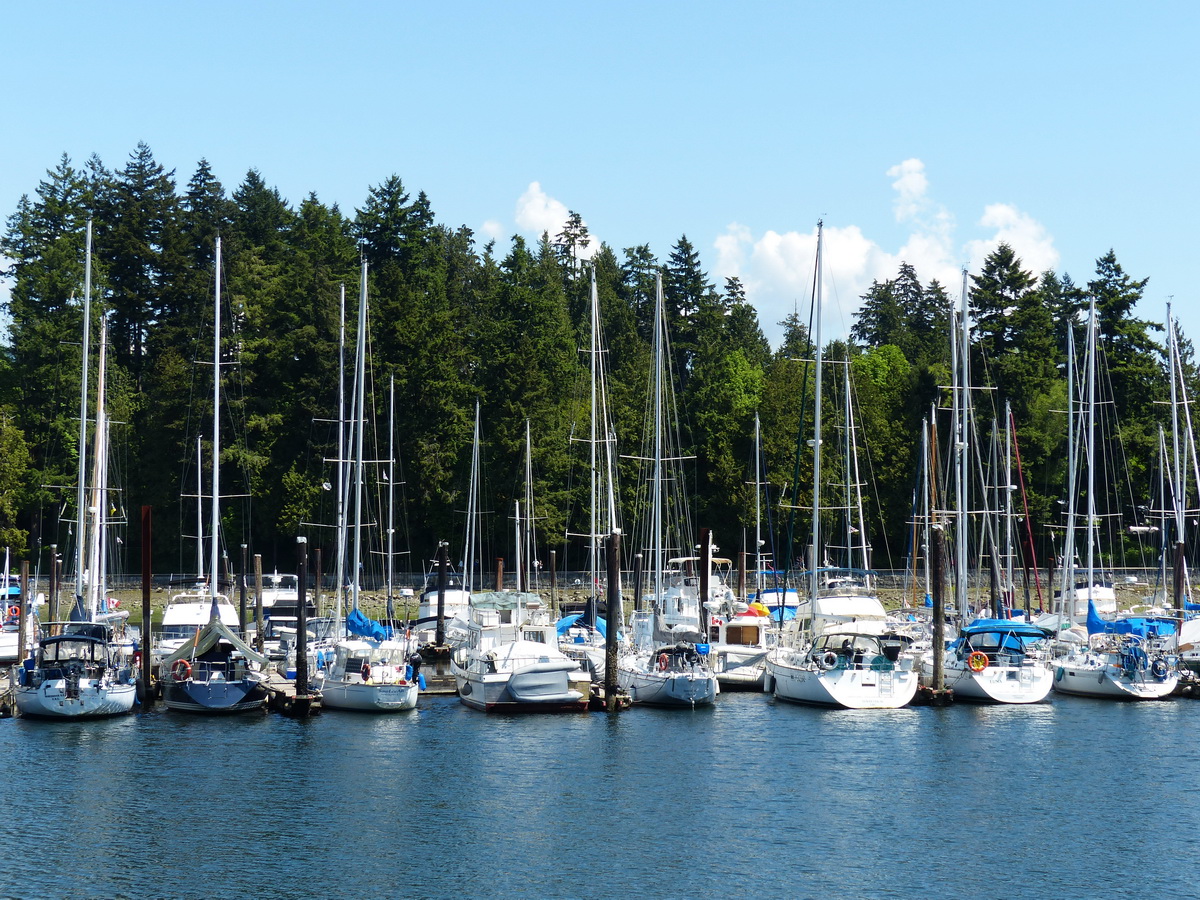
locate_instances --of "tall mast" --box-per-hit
[351,259,368,612]
[75,219,93,603]
[464,401,480,592]
[652,271,665,604]
[87,317,109,620]
[810,222,824,605]
[209,235,222,603]
[590,270,599,590]
[754,412,763,595]
[335,283,347,622]
[1061,321,1078,618]
[1085,299,1098,608]
[196,438,204,582]
[386,374,395,606]
[956,268,970,620]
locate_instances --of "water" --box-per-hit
[3,693,1199,899]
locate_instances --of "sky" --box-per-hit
[3,1,1198,348]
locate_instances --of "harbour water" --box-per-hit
[2,692,1199,898]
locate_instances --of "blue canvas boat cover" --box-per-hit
[346,608,390,641]
[962,618,1048,638]
[555,613,608,638]
[1085,600,1177,637]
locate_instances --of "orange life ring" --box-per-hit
[967,651,989,673]
[172,659,193,681]
[657,652,670,671]
[7,605,19,618]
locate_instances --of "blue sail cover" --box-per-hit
[555,613,608,638]
[1085,600,1177,638]
[346,608,390,641]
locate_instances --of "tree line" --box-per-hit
[0,143,1192,590]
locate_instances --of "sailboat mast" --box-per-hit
[335,283,347,623]
[209,235,222,603]
[75,218,93,603]
[1085,300,1098,608]
[1062,322,1078,618]
[810,223,824,605]
[87,317,109,620]
[351,259,368,612]
[754,412,763,595]
[464,401,480,593]
[387,374,395,606]
[196,438,204,583]
[956,268,970,620]
[590,271,599,591]
[652,271,665,604]
[524,418,535,590]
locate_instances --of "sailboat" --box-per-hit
[764,222,918,709]
[17,222,137,718]
[616,271,719,707]
[1052,301,1177,700]
[558,270,621,681]
[161,236,270,713]
[315,260,418,712]
[920,275,1054,703]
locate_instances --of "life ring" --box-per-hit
[819,651,838,670]
[657,652,670,671]
[132,650,142,669]
[172,659,192,681]
[967,651,988,673]
[6,605,18,618]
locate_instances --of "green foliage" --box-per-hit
[0,149,1184,584]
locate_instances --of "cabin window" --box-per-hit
[523,630,545,643]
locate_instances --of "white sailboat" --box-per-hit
[316,260,418,712]
[920,274,1053,703]
[17,222,137,718]
[617,271,719,707]
[765,222,918,709]
[1052,301,1177,700]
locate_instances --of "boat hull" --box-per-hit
[453,659,589,712]
[767,650,917,709]
[320,679,418,712]
[616,663,720,707]
[15,679,136,719]
[923,659,1053,704]
[163,677,268,713]
[1052,663,1177,700]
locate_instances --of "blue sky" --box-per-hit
[3,1,1198,348]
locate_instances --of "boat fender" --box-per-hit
[417,673,426,690]
[172,659,192,682]
[967,651,988,673]
[1151,657,1170,680]
[819,651,838,670]
[1055,666,1064,681]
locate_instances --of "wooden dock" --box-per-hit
[262,672,323,717]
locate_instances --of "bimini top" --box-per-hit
[962,618,1051,638]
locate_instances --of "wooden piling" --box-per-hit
[495,557,504,591]
[253,554,265,653]
[632,552,644,612]
[923,524,953,706]
[604,531,624,712]
[140,506,154,706]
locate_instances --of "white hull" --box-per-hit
[923,658,1053,704]
[453,659,589,711]
[767,649,917,709]
[320,679,418,711]
[616,655,719,707]
[708,645,768,689]
[15,679,136,719]
[1053,662,1178,700]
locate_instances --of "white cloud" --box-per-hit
[515,181,569,236]
[965,203,1059,277]
[712,160,1058,347]
[503,181,598,259]
[480,219,505,242]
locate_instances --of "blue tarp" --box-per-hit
[346,608,390,641]
[555,613,608,638]
[963,618,1048,638]
[1085,600,1177,638]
